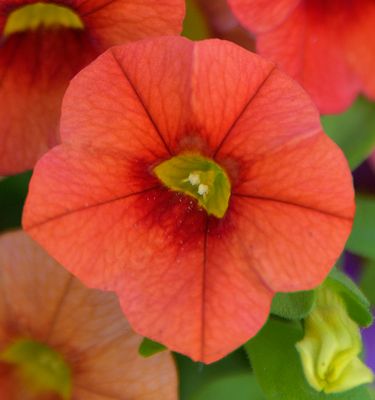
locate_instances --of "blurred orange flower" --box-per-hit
[0,231,177,399]
[228,0,375,114]
[0,0,185,174]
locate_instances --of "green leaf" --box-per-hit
[326,268,372,327]
[182,0,211,40]
[346,195,375,261]
[192,373,264,400]
[271,290,316,320]
[0,171,31,232]
[360,259,375,306]
[175,348,251,400]
[245,318,372,400]
[321,97,375,170]
[138,338,166,358]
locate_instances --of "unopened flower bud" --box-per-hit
[296,286,373,394]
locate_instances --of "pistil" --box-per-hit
[154,154,231,218]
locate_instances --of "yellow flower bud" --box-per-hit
[296,286,373,394]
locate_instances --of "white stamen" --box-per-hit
[188,173,200,186]
[198,184,209,196]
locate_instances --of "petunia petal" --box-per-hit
[227,0,300,33]
[214,67,354,290]
[255,4,360,113]
[229,134,354,218]
[231,196,352,292]
[60,48,174,158]
[77,0,185,46]
[117,203,273,363]
[343,0,375,100]
[0,228,73,342]
[107,38,193,155]
[101,39,275,156]
[0,29,97,174]
[190,39,274,154]
[214,67,354,217]
[213,62,320,163]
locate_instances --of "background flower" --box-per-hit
[0,230,177,399]
[227,0,375,114]
[0,0,185,175]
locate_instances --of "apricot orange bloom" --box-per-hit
[23,37,355,363]
[0,231,177,399]
[0,0,185,175]
[227,0,375,114]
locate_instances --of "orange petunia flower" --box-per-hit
[0,0,185,175]
[0,230,177,399]
[23,36,355,363]
[227,0,375,114]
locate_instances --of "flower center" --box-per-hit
[0,338,72,399]
[3,2,84,37]
[154,154,231,218]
